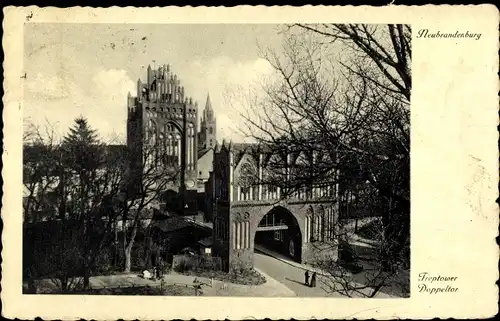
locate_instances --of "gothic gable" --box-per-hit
[234,153,258,186]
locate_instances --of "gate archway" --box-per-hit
[253,206,303,262]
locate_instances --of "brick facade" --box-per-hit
[209,142,339,272]
[127,63,216,211]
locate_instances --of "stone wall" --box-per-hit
[302,240,339,265]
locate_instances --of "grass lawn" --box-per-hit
[181,268,266,286]
[67,285,196,295]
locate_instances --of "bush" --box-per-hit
[182,267,266,286]
[94,247,115,274]
[173,257,195,273]
[338,240,358,263]
[341,261,364,274]
[356,219,383,241]
[64,285,196,296]
[172,255,222,273]
[162,262,172,273]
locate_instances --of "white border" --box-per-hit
[2,5,499,320]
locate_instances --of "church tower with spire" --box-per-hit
[198,93,217,150]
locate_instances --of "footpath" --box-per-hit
[254,238,403,298]
[255,245,327,276]
[28,268,295,297]
[254,228,381,277]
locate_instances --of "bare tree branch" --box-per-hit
[236,24,411,298]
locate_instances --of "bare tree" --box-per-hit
[23,118,125,292]
[23,122,62,223]
[239,24,410,297]
[118,137,181,273]
[23,121,82,293]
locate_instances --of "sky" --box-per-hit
[23,23,286,143]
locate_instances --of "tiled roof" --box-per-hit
[151,216,191,233]
[197,237,213,247]
[231,143,258,166]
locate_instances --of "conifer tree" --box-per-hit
[61,117,122,289]
[62,117,101,174]
[24,118,124,292]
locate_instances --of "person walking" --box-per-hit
[311,272,317,288]
[304,270,310,287]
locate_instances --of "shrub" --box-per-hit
[94,247,115,274]
[338,240,358,263]
[356,219,383,241]
[341,261,364,274]
[173,257,195,273]
[172,254,222,273]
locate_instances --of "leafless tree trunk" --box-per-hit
[119,137,180,273]
[124,242,134,273]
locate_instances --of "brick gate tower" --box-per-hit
[127,63,199,211]
[209,142,339,272]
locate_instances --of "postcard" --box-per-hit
[2,5,498,320]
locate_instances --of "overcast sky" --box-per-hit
[24,23,286,143]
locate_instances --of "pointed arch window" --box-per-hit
[158,132,165,165]
[239,162,257,201]
[175,133,181,166]
[187,123,195,170]
[166,134,173,164]
[147,119,157,145]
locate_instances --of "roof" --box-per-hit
[214,140,338,169]
[151,216,191,233]
[205,94,212,110]
[197,147,213,160]
[197,237,213,248]
[231,142,255,152]
[231,143,258,166]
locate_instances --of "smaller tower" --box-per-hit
[199,93,217,150]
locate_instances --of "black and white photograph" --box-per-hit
[21,23,411,298]
[2,5,498,320]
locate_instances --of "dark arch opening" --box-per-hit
[255,206,302,262]
[161,189,180,212]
